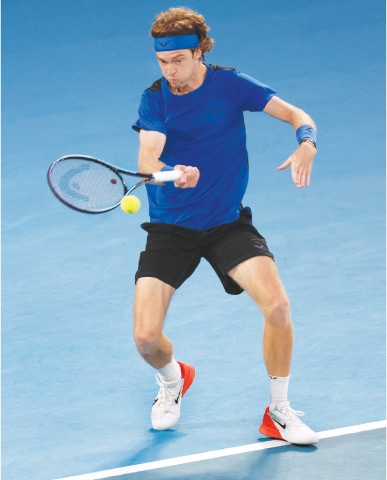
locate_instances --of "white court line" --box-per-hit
[54,420,386,480]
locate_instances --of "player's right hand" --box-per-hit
[173,165,200,188]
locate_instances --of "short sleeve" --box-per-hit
[235,70,277,112]
[132,89,167,134]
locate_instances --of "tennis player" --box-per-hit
[132,7,318,445]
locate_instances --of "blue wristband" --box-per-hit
[296,125,317,143]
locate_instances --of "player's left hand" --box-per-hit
[277,142,317,188]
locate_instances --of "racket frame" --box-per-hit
[47,154,180,214]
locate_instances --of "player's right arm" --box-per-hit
[138,129,200,189]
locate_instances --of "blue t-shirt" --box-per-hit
[132,65,276,230]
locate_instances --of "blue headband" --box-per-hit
[154,34,200,52]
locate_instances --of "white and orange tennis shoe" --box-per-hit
[151,361,195,430]
[259,401,319,445]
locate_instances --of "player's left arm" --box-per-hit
[263,96,317,188]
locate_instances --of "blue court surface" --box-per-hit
[2,1,386,479]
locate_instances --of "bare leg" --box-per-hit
[133,277,175,369]
[228,256,293,376]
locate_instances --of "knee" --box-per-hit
[264,295,291,328]
[133,326,161,354]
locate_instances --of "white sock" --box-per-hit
[269,375,290,410]
[158,357,181,382]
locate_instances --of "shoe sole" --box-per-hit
[177,361,195,396]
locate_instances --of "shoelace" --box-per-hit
[276,403,305,425]
[154,374,183,409]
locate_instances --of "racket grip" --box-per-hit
[151,170,181,182]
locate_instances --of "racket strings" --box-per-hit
[49,159,126,212]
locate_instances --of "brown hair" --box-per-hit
[151,7,215,58]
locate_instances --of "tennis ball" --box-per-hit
[120,195,141,214]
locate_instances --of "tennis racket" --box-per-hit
[47,154,181,214]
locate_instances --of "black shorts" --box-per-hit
[135,207,274,295]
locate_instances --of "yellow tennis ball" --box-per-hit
[120,195,141,214]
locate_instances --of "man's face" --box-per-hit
[155,49,200,88]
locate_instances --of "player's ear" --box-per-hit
[193,48,203,60]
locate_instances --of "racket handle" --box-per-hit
[151,170,181,182]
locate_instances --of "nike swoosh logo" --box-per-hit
[175,387,183,404]
[270,414,286,430]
